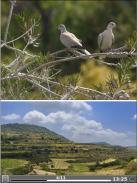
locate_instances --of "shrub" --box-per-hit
[125,160,137,175]
[11,165,31,175]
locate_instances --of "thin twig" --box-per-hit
[96,60,118,66]
[111,45,128,52]
[4,0,15,42]
[76,86,113,99]
[6,24,37,45]
[4,44,37,57]
[61,86,78,100]
[7,41,33,68]
[26,78,61,98]
[50,49,68,56]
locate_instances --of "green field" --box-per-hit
[1,159,28,175]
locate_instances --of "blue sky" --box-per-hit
[1,101,136,146]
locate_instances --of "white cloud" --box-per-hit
[33,102,92,114]
[61,115,127,145]
[2,113,21,121]
[71,102,92,111]
[23,110,73,124]
[23,110,47,123]
[133,114,137,120]
[44,111,73,123]
[22,110,131,146]
[24,110,98,128]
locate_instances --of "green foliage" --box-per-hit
[41,163,50,171]
[125,159,137,175]
[1,158,28,175]
[125,31,137,50]
[10,165,31,175]
[89,159,127,171]
[117,58,134,85]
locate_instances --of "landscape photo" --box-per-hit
[1,101,137,175]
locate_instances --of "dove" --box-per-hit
[98,22,116,52]
[58,24,91,55]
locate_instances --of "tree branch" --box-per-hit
[31,51,137,73]
[4,0,15,43]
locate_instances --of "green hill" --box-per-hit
[1,123,69,144]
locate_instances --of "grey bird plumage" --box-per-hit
[98,22,116,52]
[58,24,91,55]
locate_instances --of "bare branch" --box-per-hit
[76,86,113,99]
[4,0,15,43]
[3,44,37,58]
[61,86,78,100]
[30,51,137,73]
[111,45,128,52]
[6,24,38,45]
[50,49,68,56]
[26,78,61,98]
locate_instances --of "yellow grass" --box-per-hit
[79,61,115,88]
[100,158,116,164]
[51,159,70,170]
[95,166,125,175]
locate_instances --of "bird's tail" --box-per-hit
[71,45,91,56]
[82,49,91,55]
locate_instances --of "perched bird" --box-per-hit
[58,24,91,55]
[98,22,116,52]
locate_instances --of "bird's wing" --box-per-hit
[112,33,115,44]
[69,32,82,43]
[62,32,82,47]
[98,33,103,49]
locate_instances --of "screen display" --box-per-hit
[1,0,136,182]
